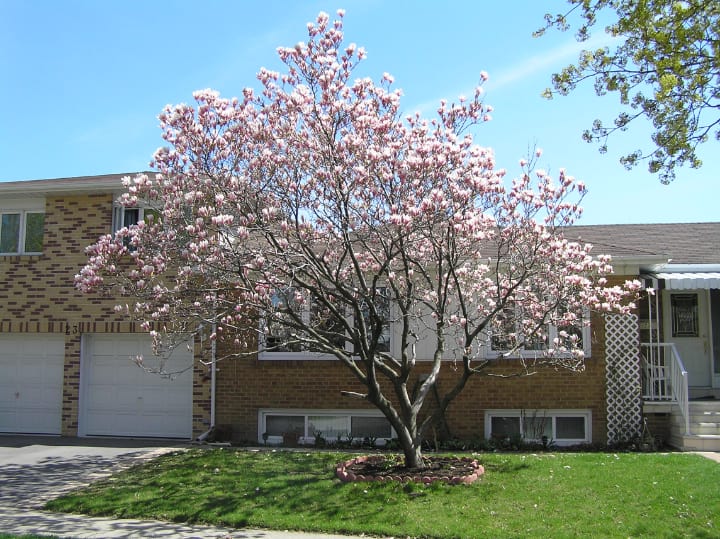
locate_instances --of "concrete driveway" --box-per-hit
[0,435,182,507]
[0,435,363,539]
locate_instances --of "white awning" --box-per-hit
[654,272,720,290]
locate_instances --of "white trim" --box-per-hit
[0,174,138,196]
[0,199,45,211]
[258,350,340,361]
[652,264,720,273]
[78,333,89,437]
[484,409,592,446]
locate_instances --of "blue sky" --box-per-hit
[1,0,717,225]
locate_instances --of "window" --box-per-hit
[264,288,305,353]
[0,211,45,254]
[310,295,348,351]
[490,305,520,352]
[262,287,348,358]
[112,205,160,234]
[489,303,590,358]
[354,287,391,354]
[112,205,161,250]
[261,287,391,360]
[671,294,698,337]
[485,410,591,446]
[259,409,394,445]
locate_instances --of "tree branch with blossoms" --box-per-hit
[77,10,641,468]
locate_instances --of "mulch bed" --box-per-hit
[336,454,484,485]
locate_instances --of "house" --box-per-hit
[0,174,208,439]
[568,223,720,450]
[1,174,718,450]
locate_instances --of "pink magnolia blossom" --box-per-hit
[76,10,641,469]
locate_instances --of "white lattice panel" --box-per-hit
[605,314,642,444]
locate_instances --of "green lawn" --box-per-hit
[46,449,720,538]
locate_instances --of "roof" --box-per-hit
[1,175,718,265]
[565,223,720,265]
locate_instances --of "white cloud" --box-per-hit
[407,32,617,116]
[486,32,616,92]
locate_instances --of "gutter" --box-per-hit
[0,173,148,196]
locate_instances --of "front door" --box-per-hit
[663,290,712,387]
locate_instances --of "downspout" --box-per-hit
[210,319,217,429]
[197,311,218,442]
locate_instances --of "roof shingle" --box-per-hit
[566,223,720,264]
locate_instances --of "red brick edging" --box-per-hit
[336,455,485,485]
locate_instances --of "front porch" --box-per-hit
[641,343,720,451]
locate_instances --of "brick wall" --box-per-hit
[0,193,118,327]
[0,192,211,437]
[215,310,611,444]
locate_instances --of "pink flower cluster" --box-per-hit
[76,9,640,370]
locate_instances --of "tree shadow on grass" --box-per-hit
[482,459,532,474]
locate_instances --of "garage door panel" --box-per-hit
[44,362,64,381]
[17,359,48,382]
[138,388,189,409]
[85,408,189,438]
[0,335,64,434]
[85,411,136,436]
[2,342,21,355]
[16,408,60,432]
[83,334,193,438]
[19,386,58,407]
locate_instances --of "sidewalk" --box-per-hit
[0,507,360,539]
[695,451,720,464]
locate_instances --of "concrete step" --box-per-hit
[658,399,720,449]
[671,414,720,425]
[691,424,720,436]
[670,402,720,428]
[688,401,720,412]
[670,419,720,434]
[670,434,720,452]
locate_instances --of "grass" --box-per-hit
[45,448,720,538]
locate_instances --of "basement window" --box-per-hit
[259,409,393,445]
[485,409,591,446]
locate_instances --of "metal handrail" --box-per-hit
[640,343,690,435]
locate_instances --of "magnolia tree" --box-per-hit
[77,10,641,468]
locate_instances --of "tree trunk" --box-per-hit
[402,442,424,469]
[394,423,424,469]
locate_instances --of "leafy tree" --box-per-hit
[77,11,640,469]
[537,0,720,184]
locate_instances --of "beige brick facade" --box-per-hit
[0,187,211,438]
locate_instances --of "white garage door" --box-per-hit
[0,334,64,434]
[82,334,193,438]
